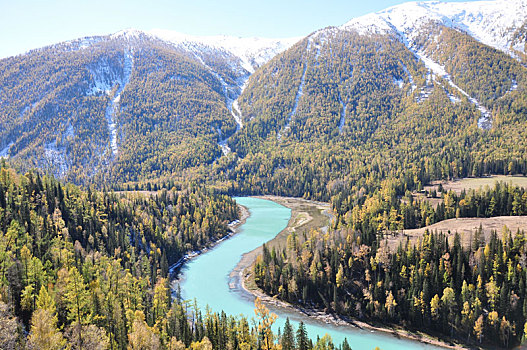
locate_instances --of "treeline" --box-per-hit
[254,221,527,347]
[0,165,249,349]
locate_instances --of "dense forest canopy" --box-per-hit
[0,164,361,349]
[0,164,244,348]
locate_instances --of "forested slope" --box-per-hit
[0,31,293,186]
[0,163,239,348]
[255,183,527,347]
[220,21,527,203]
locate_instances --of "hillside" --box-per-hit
[221,0,527,202]
[0,30,297,185]
[0,0,526,200]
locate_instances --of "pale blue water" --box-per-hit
[177,197,442,350]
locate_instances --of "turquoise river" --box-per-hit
[176,197,443,350]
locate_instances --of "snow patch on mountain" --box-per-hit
[65,123,75,139]
[231,77,249,130]
[342,13,394,36]
[0,142,13,159]
[446,91,461,104]
[417,86,434,103]
[87,58,123,95]
[341,0,527,58]
[413,49,491,129]
[216,127,231,156]
[290,67,307,119]
[232,99,244,129]
[100,51,133,156]
[191,51,248,154]
[279,64,307,140]
[74,37,103,51]
[307,35,325,62]
[402,63,417,92]
[338,91,347,134]
[149,29,300,73]
[44,140,68,176]
[510,79,518,92]
[393,77,405,89]
[111,29,145,40]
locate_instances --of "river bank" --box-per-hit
[234,196,467,350]
[229,195,330,286]
[169,204,250,276]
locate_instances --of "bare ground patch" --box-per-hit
[382,216,527,249]
[425,175,527,194]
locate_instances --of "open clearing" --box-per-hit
[382,216,527,249]
[413,175,527,208]
[426,175,527,194]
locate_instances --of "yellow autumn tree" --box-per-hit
[255,297,277,350]
[128,310,161,350]
[474,315,484,344]
[385,291,397,318]
[27,309,66,350]
[430,294,440,321]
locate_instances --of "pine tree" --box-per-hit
[296,321,310,350]
[281,317,295,350]
[64,266,91,347]
[441,287,456,336]
[341,338,352,350]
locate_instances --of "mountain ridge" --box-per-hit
[0,0,526,190]
[341,0,527,59]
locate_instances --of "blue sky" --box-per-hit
[0,0,479,58]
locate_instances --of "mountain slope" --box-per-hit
[1,0,526,193]
[343,0,527,60]
[0,30,298,184]
[220,0,527,199]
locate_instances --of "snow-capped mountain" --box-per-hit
[342,0,527,58]
[149,29,300,73]
[0,27,301,179]
[70,28,300,76]
[0,0,526,186]
[236,0,526,150]
[333,0,527,130]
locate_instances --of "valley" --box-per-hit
[1,0,527,348]
[178,197,446,349]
